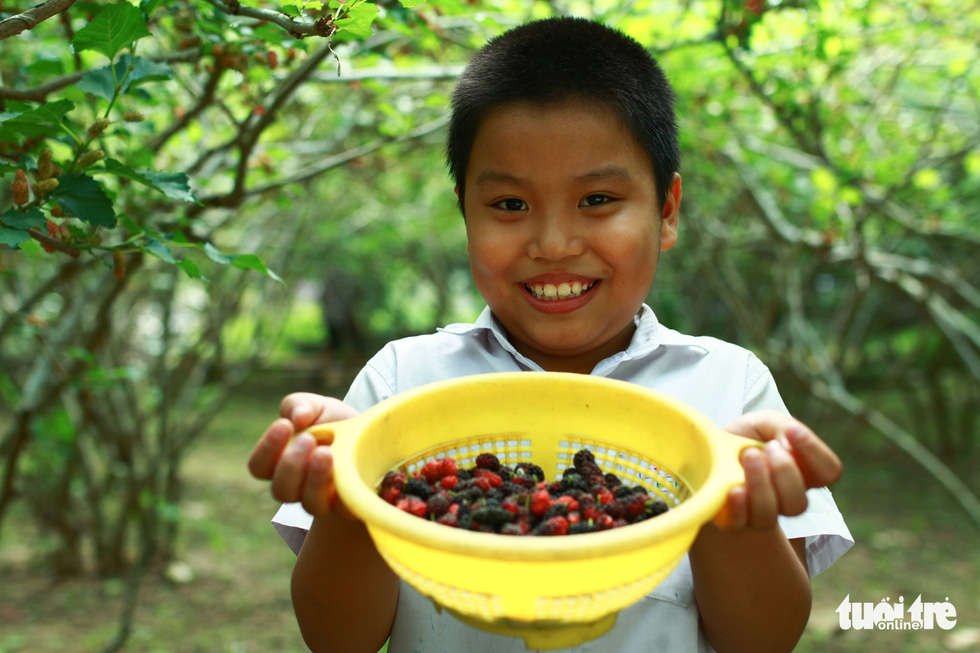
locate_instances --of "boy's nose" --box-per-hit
[527,213,586,261]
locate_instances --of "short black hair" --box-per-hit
[447,16,680,211]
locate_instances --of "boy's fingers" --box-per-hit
[713,485,747,532]
[725,410,795,447]
[279,393,323,430]
[765,440,808,516]
[788,426,843,488]
[270,432,316,503]
[248,418,293,480]
[279,393,359,431]
[742,447,778,530]
[300,447,335,516]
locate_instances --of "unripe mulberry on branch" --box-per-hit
[88,118,110,138]
[37,148,53,180]
[78,149,105,168]
[113,251,126,280]
[123,111,144,123]
[36,178,58,197]
[11,169,30,205]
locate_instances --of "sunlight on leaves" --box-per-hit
[72,3,153,61]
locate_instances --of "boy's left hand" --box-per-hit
[716,410,842,532]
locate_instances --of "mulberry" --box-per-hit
[381,471,407,490]
[377,451,670,536]
[573,449,601,473]
[395,496,427,518]
[514,463,545,483]
[533,516,569,536]
[475,453,502,471]
[404,478,433,500]
[472,504,513,529]
[530,489,551,516]
[426,493,451,518]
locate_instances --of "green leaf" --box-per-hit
[77,60,126,102]
[102,158,197,203]
[0,205,44,249]
[80,55,173,101]
[203,243,283,282]
[231,254,284,283]
[0,100,74,139]
[280,4,301,16]
[138,171,196,203]
[0,226,31,249]
[3,99,74,125]
[203,242,233,265]
[398,0,428,7]
[50,175,116,228]
[177,258,207,281]
[335,2,378,38]
[1,207,46,230]
[72,3,152,61]
[143,238,176,263]
[129,56,173,86]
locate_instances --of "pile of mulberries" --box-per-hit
[377,449,669,536]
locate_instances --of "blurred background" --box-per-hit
[1,0,977,651]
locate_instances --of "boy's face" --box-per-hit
[461,101,680,373]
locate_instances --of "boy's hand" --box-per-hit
[716,410,842,532]
[248,393,359,518]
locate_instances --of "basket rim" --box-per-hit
[331,372,748,562]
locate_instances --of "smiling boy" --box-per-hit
[249,17,852,653]
[462,100,678,374]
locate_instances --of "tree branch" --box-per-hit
[187,41,358,213]
[781,266,980,528]
[243,116,447,199]
[147,65,225,152]
[0,0,77,41]
[0,49,201,102]
[204,0,337,39]
[26,226,80,257]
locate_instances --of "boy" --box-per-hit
[249,17,852,653]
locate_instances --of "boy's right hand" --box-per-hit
[247,393,359,517]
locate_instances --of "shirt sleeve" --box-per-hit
[743,357,855,577]
[269,361,395,553]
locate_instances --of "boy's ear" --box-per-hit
[659,173,681,251]
[457,185,470,254]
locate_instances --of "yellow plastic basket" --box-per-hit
[305,372,756,649]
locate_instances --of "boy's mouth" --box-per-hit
[524,280,597,301]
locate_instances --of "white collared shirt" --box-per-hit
[272,304,853,652]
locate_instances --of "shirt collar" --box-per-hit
[439,304,706,367]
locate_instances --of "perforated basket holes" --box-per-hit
[399,433,532,479]
[556,438,692,507]
[388,433,692,509]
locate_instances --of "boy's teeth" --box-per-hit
[527,281,594,301]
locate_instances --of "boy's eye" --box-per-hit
[493,198,528,211]
[580,194,614,207]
